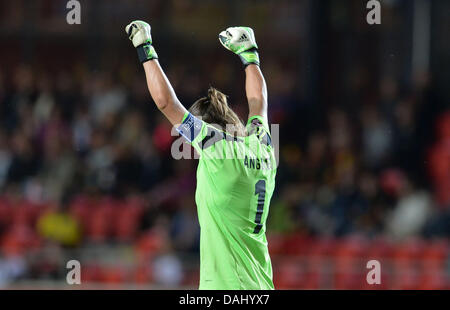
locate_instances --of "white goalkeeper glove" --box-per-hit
[125,20,158,63]
[219,26,259,67]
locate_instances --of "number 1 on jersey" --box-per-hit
[253,179,266,234]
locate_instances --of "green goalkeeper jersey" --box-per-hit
[177,112,276,290]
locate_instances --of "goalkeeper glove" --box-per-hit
[219,26,259,67]
[125,20,158,63]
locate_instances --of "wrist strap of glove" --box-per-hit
[136,43,158,63]
[238,48,260,67]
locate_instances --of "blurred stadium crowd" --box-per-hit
[0,0,449,289]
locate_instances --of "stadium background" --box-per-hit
[0,0,449,289]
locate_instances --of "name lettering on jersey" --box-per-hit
[244,155,272,170]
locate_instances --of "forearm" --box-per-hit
[245,64,268,119]
[143,60,176,110]
[143,60,187,125]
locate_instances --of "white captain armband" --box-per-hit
[176,113,203,143]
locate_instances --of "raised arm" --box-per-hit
[125,20,187,126]
[142,60,187,125]
[219,27,268,124]
[245,64,268,124]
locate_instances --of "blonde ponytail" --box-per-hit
[189,87,246,137]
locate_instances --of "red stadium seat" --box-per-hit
[12,200,43,227]
[309,237,338,257]
[418,240,449,290]
[181,269,200,288]
[419,272,447,290]
[281,233,313,256]
[86,206,113,242]
[113,200,144,242]
[333,236,369,289]
[133,264,153,284]
[391,239,426,290]
[69,195,94,231]
[81,264,102,283]
[267,233,285,256]
[100,266,128,284]
[0,199,12,227]
[0,224,42,256]
[422,240,448,266]
[83,196,122,242]
[274,258,306,289]
[135,230,165,261]
[365,237,393,261]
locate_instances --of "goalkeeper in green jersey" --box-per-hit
[126,21,276,290]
